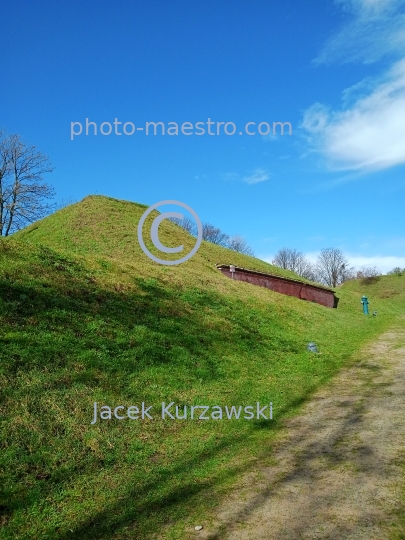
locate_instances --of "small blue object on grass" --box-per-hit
[307,342,319,353]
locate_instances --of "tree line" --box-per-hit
[169,220,387,288]
[170,215,255,256]
[387,267,405,276]
[272,247,382,287]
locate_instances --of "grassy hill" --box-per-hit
[11,195,324,284]
[1,195,404,539]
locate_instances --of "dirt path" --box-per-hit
[196,323,405,540]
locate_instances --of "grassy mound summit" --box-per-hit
[1,195,404,539]
[12,194,318,282]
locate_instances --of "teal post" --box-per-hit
[361,295,369,315]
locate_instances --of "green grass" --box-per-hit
[1,195,404,539]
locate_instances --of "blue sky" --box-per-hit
[1,0,404,272]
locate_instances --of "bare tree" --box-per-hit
[0,132,55,236]
[201,222,229,246]
[356,266,381,284]
[272,248,303,273]
[228,235,254,256]
[387,267,404,276]
[168,215,197,236]
[356,266,380,279]
[170,216,255,254]
[272,247,316,280]
[272,247,292,270]
[297,258,317,281]
[315,248,351,287]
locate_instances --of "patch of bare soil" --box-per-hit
[194,324,405,539]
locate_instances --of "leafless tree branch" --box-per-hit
[272,247,316,280]
[315,248,353,287]
[169,217,254,255]
[228,235,255,256]
[0,132,55,236]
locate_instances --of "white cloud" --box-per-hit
[316,0,405,64]
[243,168,270,184]
[301,59,405,171]
[301,0,405,173]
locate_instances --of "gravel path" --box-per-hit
[195,323,405,540]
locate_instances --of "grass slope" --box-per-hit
[1,195,404,539]
[11,195,327,286]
